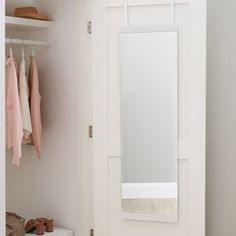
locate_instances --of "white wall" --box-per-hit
[5,1,85,235]
[207,0,236,235]
[5,0,35,16]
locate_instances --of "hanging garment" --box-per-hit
[5,57,23,166]
[28,56,42,158]
[19,56,32,143]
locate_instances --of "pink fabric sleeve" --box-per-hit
[28,56,42,158]
[5,58,23,166]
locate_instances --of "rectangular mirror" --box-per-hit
[120,25,178,223]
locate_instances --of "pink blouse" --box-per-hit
[28,56,42,158]
[5,57,23,166]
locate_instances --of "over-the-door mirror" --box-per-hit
[120,26,178,223]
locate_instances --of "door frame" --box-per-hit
[77,0,94,235]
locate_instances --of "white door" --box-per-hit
[91,0,206,236]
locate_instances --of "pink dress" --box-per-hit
[28,56,42,158]
[5,57,23,166]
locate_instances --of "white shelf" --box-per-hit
[5,16,55,31]
[26,227,73,236]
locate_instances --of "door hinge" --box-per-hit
[88,21,92,34]
[89,125,93,138]
[90,229,94,236]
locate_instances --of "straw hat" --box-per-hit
[14,7,49,21]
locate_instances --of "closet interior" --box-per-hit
[5,1,89,235]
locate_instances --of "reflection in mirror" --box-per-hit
[120,26,178,223]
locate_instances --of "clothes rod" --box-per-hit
[5,38,51,46]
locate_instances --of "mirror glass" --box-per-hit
[120,26,178,222]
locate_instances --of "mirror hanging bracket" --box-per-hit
[123,0,129,26]
[170,0,175,25]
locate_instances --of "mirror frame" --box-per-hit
[119,25,179,223]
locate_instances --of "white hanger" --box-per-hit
[124,0,128,26]
[31,41,36,56]
[21,40,25,60]
[9,39,13,57]
[170,0,175,25]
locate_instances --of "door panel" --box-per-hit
[92,0,206,235]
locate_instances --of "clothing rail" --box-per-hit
[5,38,51,46]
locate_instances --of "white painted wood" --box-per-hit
[106,0,188,7]
[122,212,177,223]
[91,1,206,236]
[26,227,73,236]
[77,0,93,235]
[170,0,175,24]
[120,24,177,32]
[178,141,189,160]
[0,1,5,236]
[123,0,128,26]
[91,3,110,236]
[5,16,55,31]
[186,0,206,235]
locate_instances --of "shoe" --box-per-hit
[37,217,54,232]
[25,219,45,235]
[36,221,45,235]
[25,219,37,233]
